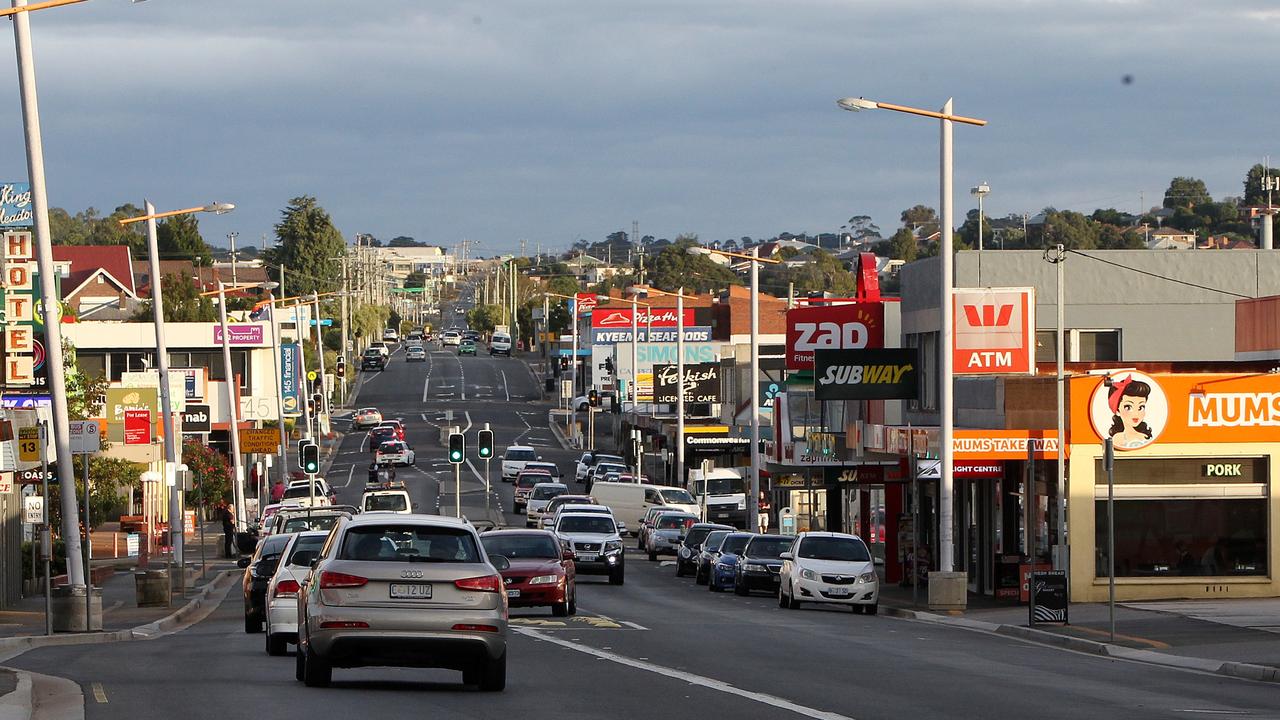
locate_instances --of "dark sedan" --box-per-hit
[675,523,734,578]
[366,426,397,453]
[734,534,793,595]
[240,533,291,633]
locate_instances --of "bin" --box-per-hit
[51,584,103,632]
[135,569,170,607]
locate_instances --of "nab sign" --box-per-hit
[786,302,884,370]
[952,287,1035,375]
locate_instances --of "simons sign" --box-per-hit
[814,348,918,400]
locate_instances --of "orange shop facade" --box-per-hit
[1067,372,1280,601]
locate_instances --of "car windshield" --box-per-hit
[340,525,480,562]
[660,489,695,504]
[657,515,695,530]
[286,535,326,564]
[558,516,617,534]
[594,455,623,465]
[721,534,752,555]
[798,537,871,562]
[693,477,747,495]
[481,534,560,560]
[283,485,325,500]
[281,515,341,533]
[745,536,793,559]
[703,530,730,550]
[685,527,715,547]
[507,449,536,461]
[364,494,408,512]
[531,485,567,500]
[517,473,551,488]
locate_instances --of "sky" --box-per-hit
[0,0,1276,256]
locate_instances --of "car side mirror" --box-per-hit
[237,557,251,569]
[562,549,575,561]
[779,552,793,560]
[489,554,510,571]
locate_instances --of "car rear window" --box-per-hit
[517,472,551,488]
[657,515,695,529]
[721,534,752,555]
[507,449,536,461]
[283,485,325,500]
[281,515,341,533]
[481,534,559,560]
[364,494,409,512]
[340,525,480,562]
[660,489,695,504]
[798,537,871,562]
[532,485,567,500]
[287,535,327,564]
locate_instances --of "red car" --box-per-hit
[480,529,576,616]
[512,470,553,511]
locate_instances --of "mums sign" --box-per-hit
[786,303,884,370]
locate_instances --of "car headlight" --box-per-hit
[528,575,559,585]
[604,540,622,553]
[800,568,818,581]
[858,571,877,584]
[737,497,747,510]
[716,561,732,569]
[743,563,768,573]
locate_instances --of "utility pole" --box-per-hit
[340,256,351,406]
[227,231,239,288]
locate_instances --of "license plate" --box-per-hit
[506,589,521,598]
[576,553,598,562]
[826,586,851,597]
[389,583,433,599]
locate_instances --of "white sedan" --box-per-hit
[265,531,328,656]
[374,440,416,467]
[778,531,879,614]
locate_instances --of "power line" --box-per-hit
[1065,249,1253,299]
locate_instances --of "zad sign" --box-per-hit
[953,287,1035,375]
[786,303,884,370]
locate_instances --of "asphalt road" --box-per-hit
[9,345,1280,718]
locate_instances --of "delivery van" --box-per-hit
[592,481,701,535]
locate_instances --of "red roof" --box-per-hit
[52,245,136,298]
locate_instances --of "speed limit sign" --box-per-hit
[17,427,40,463]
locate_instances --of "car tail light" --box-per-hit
[274,579,301,598]
[453,574,502,593]
[320,621,370,629]
[451,623,500,633]
[319,571,368,589]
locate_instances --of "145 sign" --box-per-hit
[786,302,885,370]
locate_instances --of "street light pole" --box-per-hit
[749,246,761,533]
[630,296,640,478]
[11,0,84,586]
[144,200,183,577]
[217,282,246,533]
[676,288,685,492]
[263,285,289,487]
[938,97,957,576]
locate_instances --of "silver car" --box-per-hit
[295,514,511,690]
[645,512,698,561]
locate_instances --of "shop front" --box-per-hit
[1068,372,1280,601]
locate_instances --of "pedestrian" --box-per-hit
[757,492,771,534]
[216,501,236,558]
[270,479,285,503]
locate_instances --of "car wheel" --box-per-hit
[778,587,788,608]
[648,550,657,562]
[788,585,802,610]
[734,579,749,597]
[302,645,331,687]
[609,568,625,586]
[709,576,722,592]
[244,611,262,634]
[479,651,506,692]
[866,603,878,616]
[294,642,306,681]
[675,560,687,577]
[567,591,576,616]
[695,566,708,586]
[552,598,570,617]
[266,632,288,656]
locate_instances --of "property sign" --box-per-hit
[123,409,151,445]
[180,404,211,433]
[0,183,32,227]
[814,348,919,400]
[238,428,281,455]
[68,420,101,454]
[1029,571,1068,624]
[952,287,1036,375]
[653,362,721,404]
[591,307,696,328]
[786,302,885,370]
[280,343,302,417]
[212,324,266,345]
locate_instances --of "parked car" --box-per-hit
[778,532,879,614]
[574,452,623,483]
[441,330,462,347]
[512,470,553,511]
[638,506,678,551]
[734,534,792,596]
[489,332,513,357]
[375,440,416,467]
[264,531,328,655]
[360,488,412,514]
[707,532,756,592]
[240,533,293,633]
[406,345,427,362]
[352,407,383,429]
[295,514,510,689]
[525,482,569,527]
[480,529,576,616]
[258,503,291,535]
[675,523,733,578]
[501,445,540,481]
[694,530,734,585]
[646,512,698,561]
[270,506,357,536]
[361,348,387,371]
[553,512,625,585]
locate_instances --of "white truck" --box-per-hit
[687,466,749,529]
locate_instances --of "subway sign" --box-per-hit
[813,348,919,400]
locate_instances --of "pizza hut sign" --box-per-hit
[786,302,885,370]
[591,307,695,328]
[653,362,721,404]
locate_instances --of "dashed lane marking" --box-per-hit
[91,683,108,704]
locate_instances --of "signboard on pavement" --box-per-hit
[1029,570,1069,624]
[239,428,281,455]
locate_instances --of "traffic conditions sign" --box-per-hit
[17,426,40,462]
[239,428,280,455]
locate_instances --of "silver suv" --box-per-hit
[554,512,625,585]
[295,514,510,690]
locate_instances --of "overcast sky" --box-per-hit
[0,0,1275,255]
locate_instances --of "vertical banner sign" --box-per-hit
[952,287,1036,375]
[2,231,38,387]
[280,343,302,417]
[786,302,886,370]
[123,409,151,445]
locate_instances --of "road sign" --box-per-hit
[309,318,334,326]
[68,420,101,454]
[23,495,43,524]
[17,426,39,462]
[239,428,281,455]
[307,370,318,382]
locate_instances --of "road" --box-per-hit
[9,348,1280,719]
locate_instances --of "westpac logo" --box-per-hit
[962,303,1014,328]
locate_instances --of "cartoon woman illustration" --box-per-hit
[1108,376,1154,448]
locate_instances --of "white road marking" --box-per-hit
[500,369,510,401]
[513,628,855,720]
[334,465,354,488]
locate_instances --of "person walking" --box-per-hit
[216,501,236,558]
[757,492,772,534]
[270,479,285,504]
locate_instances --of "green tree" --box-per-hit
[133,273,217,322]
[1090,208,1130,226]
[546,276,581,297]
[647,236,741,293]
[900,205,938,233]
[74,455,140,528]
[263,196,346,295]
[1163,176,1211,209]
[183,439,231,507]
[466,304,503,335]
[1038,209,1101,250]
[1243,164,1275,207]
[889,227,918,262]
[762,249,855,296]
[404,271,427,289]
[156,213,213,264]
[388,236,424,247]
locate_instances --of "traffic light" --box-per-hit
[335,357,346,378]
[477,429,494,459]
[588,389,599,408]
[558,357,569,370]
[448,432,464,464]
[312,392,323,415]
[299,440,319,474]
[603,356,614,374]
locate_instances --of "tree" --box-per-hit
[847,215,882,243]
[900,205,938,233]
[1090,208,1131,226]
[404,271,427,289]
[1163,176,1211,209]
[388,236,425,247]
[647,235,741,293]
[263,196,346,295]
[889,227,918,262]
[1243,164,1275,207]
[761,249,855,296]
[155,213,212,264]
[466,304,503,335]
[183,439,231,507]
[133,274,216,322]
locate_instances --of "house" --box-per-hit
[1202,235,1255,250]
[1147,227,1196,250]
[52,245,140,321]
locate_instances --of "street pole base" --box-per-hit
[927,571,968,611]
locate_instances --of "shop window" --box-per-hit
[1075,330,1120,362]
[1035,331,1057,364]
[1095,499,1267,577]
[76,353,106,380]
[907,332,937,412]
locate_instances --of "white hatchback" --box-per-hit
[265,531,329,656]
[778,532,879,614]
[501,445,540,480]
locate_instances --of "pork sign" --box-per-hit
[786,302,885,370]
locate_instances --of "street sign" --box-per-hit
[17,426,40,462]
[309,318,334,326]
[68,420,100,454]
[239,428,281,455]
[23,495,43,524]
[307,370,318,382]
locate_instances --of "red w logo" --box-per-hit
[962,304,1013,328]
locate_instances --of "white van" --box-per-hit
[591,482,700,536]
[360,489,412,514]
[688,467,748,528]
[489,332,513,357]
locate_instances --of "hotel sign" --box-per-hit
[2,231,42,388]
